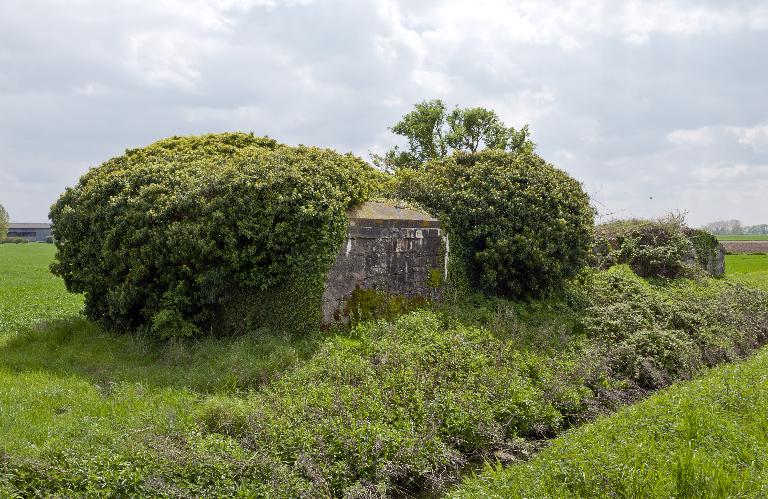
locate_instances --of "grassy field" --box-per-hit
[725,253,768,291]
[3,244,768,496]
[726,254,768,273]
[451,345,768,498]
[716,234,768,241]
[0,244,82,337]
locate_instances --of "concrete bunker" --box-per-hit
[322,201,446,323]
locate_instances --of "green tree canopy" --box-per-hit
[373,99,534,170]
[395,149,594,298]
[0,203,9,240]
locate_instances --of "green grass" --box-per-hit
[725,253,768,291]
[0,244,82,338]
[716,234,768,241]
[451,345,768,498]
[726,254,768,273]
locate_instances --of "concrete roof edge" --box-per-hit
[346,201,438,222]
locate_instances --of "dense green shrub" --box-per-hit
[579,266,768,389]
[684,227,722,270]
[50,133,382,338]
[593,217,698,278]
[394,150,594,299]
[0,237,29,244]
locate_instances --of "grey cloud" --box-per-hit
[1,0,767,227]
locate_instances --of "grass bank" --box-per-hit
[450,253,768,497]
[451,345,768,498]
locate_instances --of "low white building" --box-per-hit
[7,223,52,242]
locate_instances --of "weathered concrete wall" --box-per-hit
[322,202,445,323]
[705,244,726,277]
[685,243,726,277]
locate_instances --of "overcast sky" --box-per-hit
[2,0,768,225]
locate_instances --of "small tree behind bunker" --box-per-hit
[373,99,535,171]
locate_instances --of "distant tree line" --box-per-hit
[704,219,768,235]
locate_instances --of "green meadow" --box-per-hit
[0,244,82,337]
[725,253,768,291]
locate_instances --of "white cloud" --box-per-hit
[72,81,107,96]
[479,89,556,129]
[692,163,768,191]
[620,3,765,44]
[728,124,768,152]
[695,163,751,180]
[397,0,768,51]
[667,127,715,146]
[126,31,224,90]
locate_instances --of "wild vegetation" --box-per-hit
[452,345,768,498]
[593,216,721,278]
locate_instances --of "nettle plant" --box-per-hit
[395,149,595,299]
[50,133,383,339]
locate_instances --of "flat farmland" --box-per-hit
[0,244,82,337]
[725,254,768,291]
[716,234,768,241]
[720,240,768,254]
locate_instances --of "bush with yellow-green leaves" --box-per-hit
[50,133,383,339]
